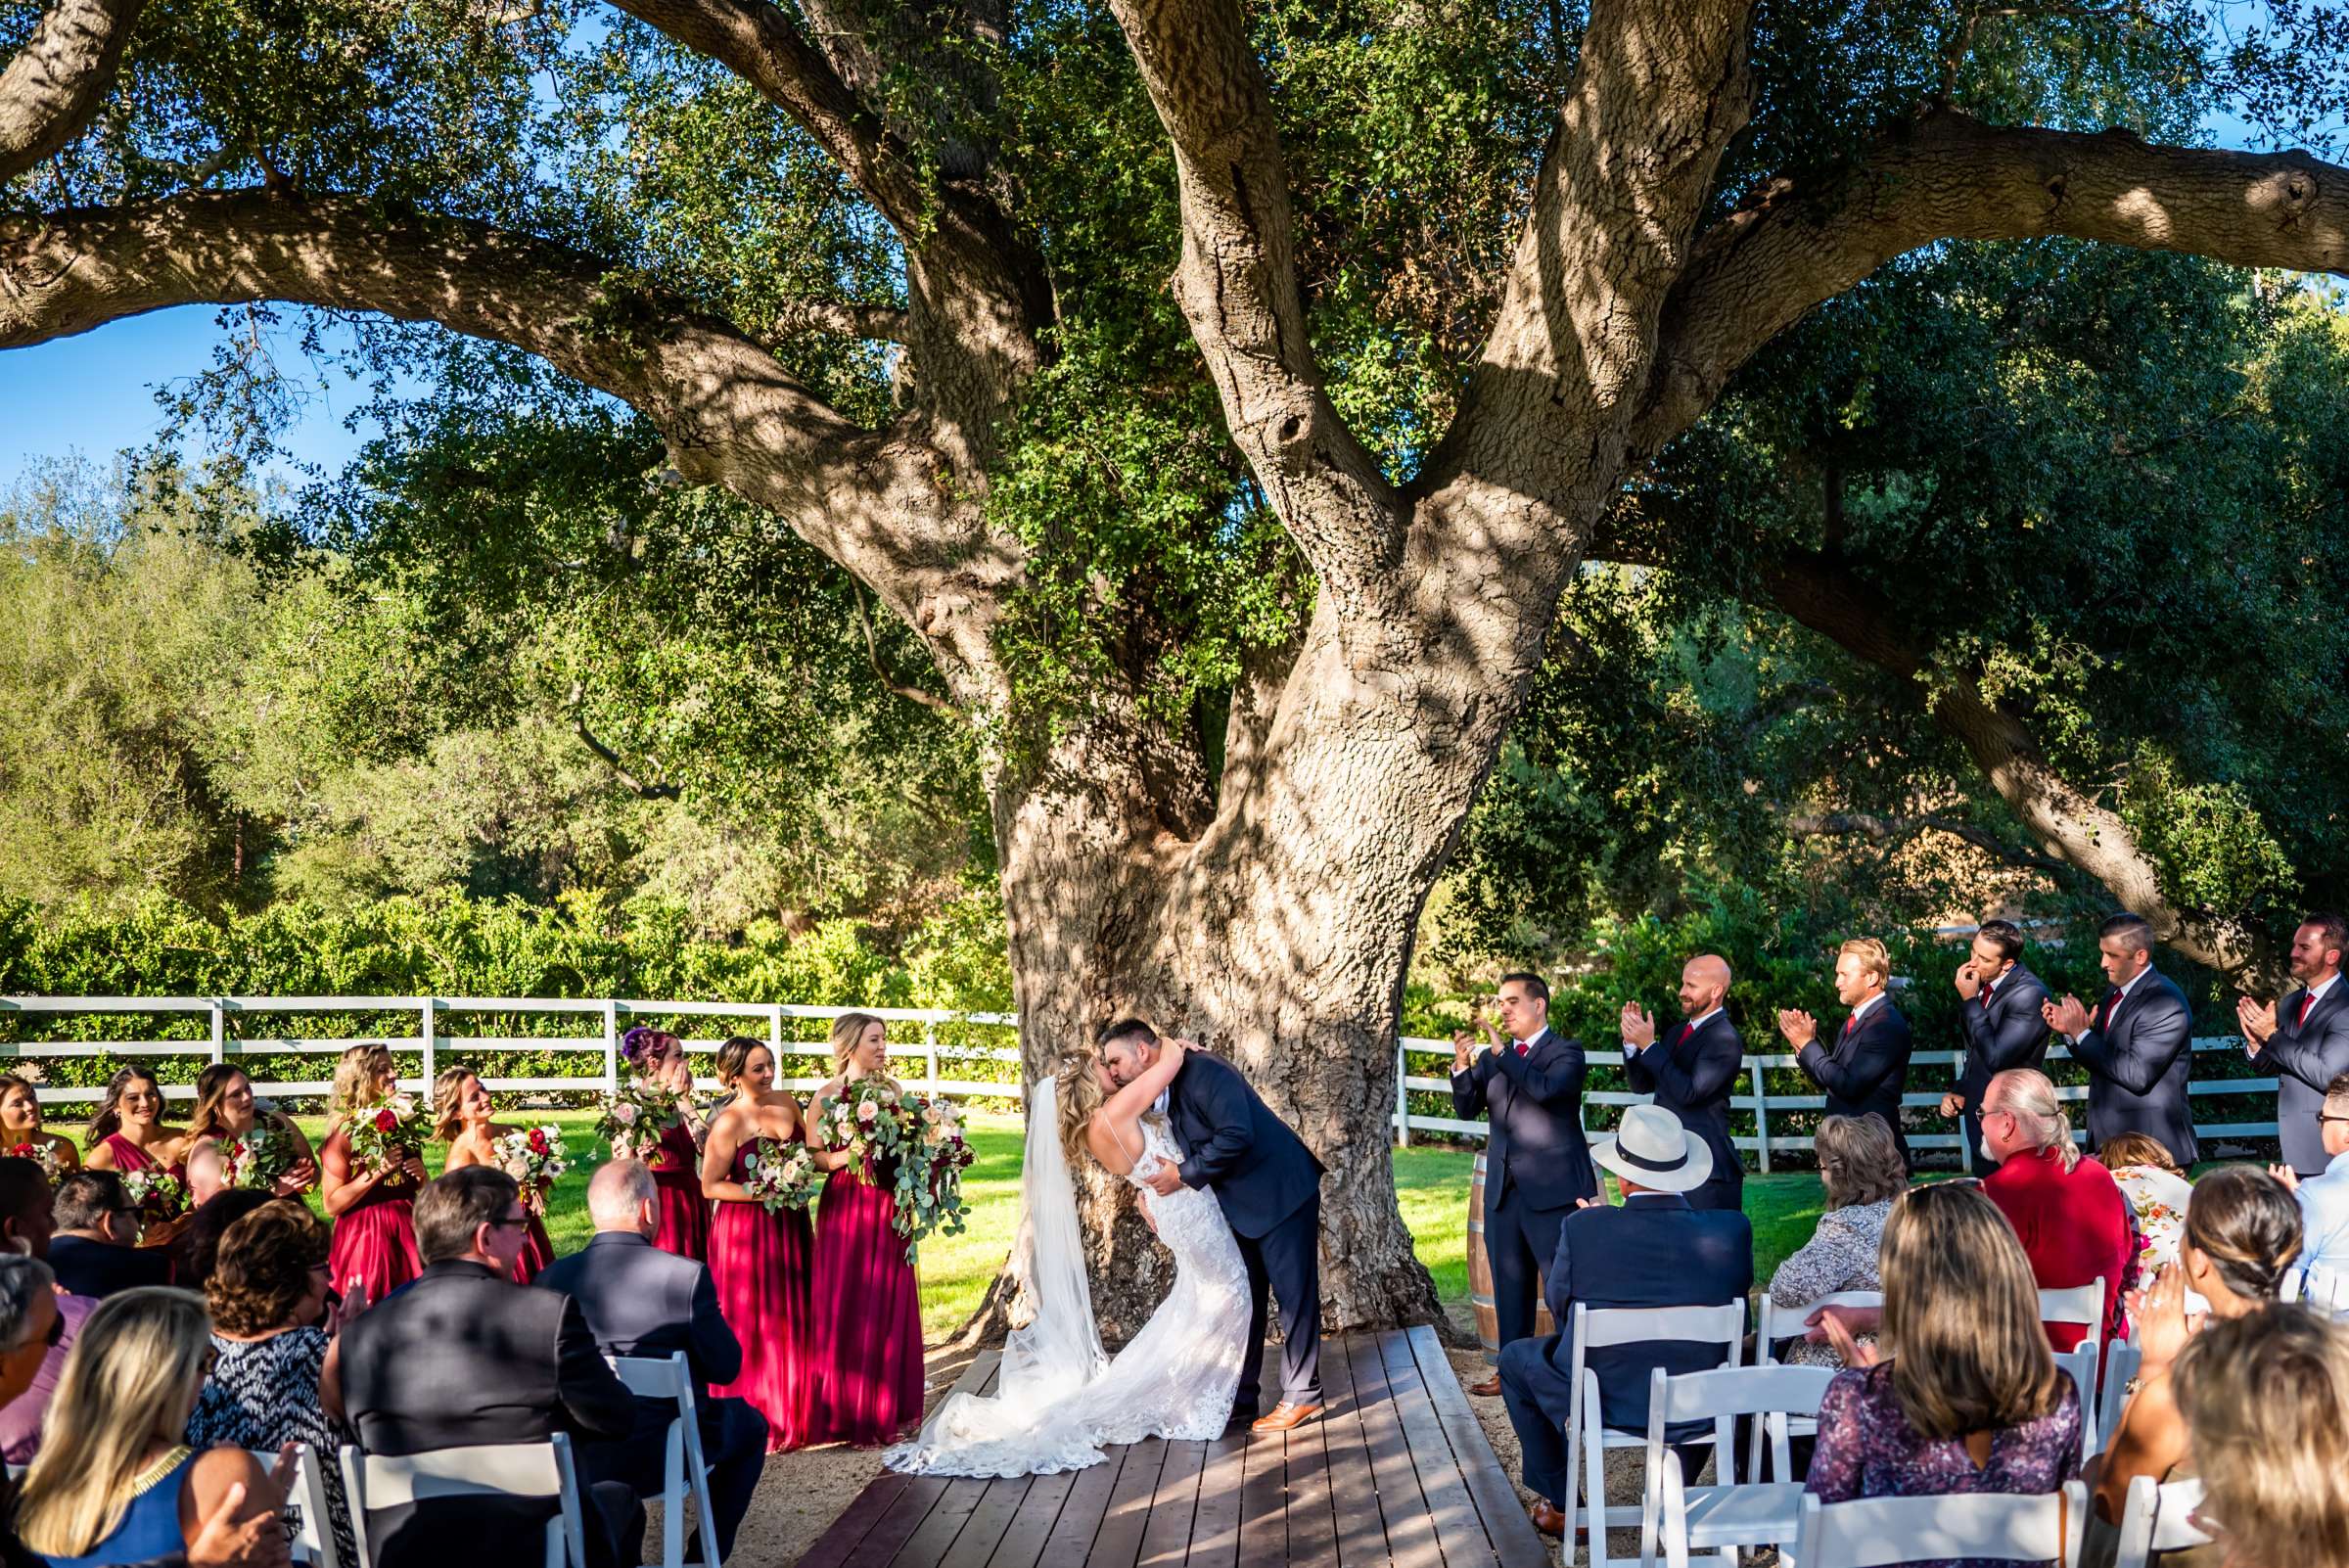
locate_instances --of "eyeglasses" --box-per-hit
[492,1212,528,1230]
[2319,1113,2349,1127]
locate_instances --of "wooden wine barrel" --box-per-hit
[1467,1149,1555,1360]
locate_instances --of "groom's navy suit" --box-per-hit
[1166,1050,1325,1412]
[1452,1027,1598,1354]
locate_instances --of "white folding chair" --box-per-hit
[2093,1341,2141,1461]
[609,1351,722,1568]
[1638,1362,1836,1568]
[338,1434,590,1568]
[2111,1475,2213,1568]
[2055,1342,2100,1460]
[2040,1278,2105,1458]
[1755,1289,1881,1442]
[1792,1480,2090,1567]
[247,1443,339,1568]
[2284,1261,2349,1314]
[1563,1302,1746,1568]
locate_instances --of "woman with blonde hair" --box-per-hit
[182,1064,317,1200]
[432,1065,556,1283]
[2171,1303,2349,1568]
[0,1074,77,1181]
[1808,1181,2083,1534]
[699,1035,814,1451]
[318,1043,427,1305]
[15,1286,280,1566]
[806,1012,926,1445]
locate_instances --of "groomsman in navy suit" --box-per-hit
[1452,972,1597,1398]
[1942,918,2051,1174]
[1619,954,1745,1211]
[1777,937,1915,1170]
[2044,912,2199,1167]
[2238,912,2349,1177]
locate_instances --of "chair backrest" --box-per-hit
[2112,1475,2212,1568]
[2040,1278,2105,1350]
[1574,1301,1747,1353]
[1647,1362,1837,1488]
[247,1443,337,1568]
[2054,1342,2100,1457]
[2288,1262,2349,1314]
[1755,1289,1882,1362]
[340,1434,587,1568]
[1793,1481,2089,1568]
[609,1351,690,1402]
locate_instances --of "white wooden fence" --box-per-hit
[0,997,2281,1172]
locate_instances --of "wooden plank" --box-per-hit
[1279,1369,1341,1568]
[983,1467,1081,1568]
[792,1470,915,1568]
[1348,1332,1443,1568]
[1038,1447,1131,1567]
[1318,1330,1387,1568]
[1183,1432,1249,1568]
[1376,1330,1495,1568]
[937,1475,1039,1568]
[831,1475,954,1568]
[889,1476,994,1568]
[1085,1436,1170,1568]
[1238,1347,1288,1566]
[1405,1325,1553,1568]
[1135,1439,1208,1568]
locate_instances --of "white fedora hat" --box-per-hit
[1589,1103,1713,1194]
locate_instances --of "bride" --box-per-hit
[883,1038,1252,1477]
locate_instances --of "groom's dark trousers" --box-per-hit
[1166,1051,1326,1410]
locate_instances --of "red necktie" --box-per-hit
[1515,1039,1530,1057]
[1674,1023,1693,1048]
[1980,985,1994,1011]
[2100,989,2125,1031]
[1843,1014,1859,1038]
[2300,992,2317,1028]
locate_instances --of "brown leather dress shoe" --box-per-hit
[1466,1373,1502,1397]
[1250,1403,1323,1433]
[1529,1501,1567,1539]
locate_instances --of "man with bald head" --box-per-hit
[1620,955,1746,1212]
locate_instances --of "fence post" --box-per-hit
[1395,1041,1410,1148]
[768,1005,784,1094]
[1752,1057,1772,1175]
[922,1017,940,1096]
[208,1000,225,1068]
[601,1000,620,1095]
[419,997,437,1090]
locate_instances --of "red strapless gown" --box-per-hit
[808,1158,924,1446]
[509,1210,555,1284]
[648,1120,710,1262]
[325,1132,422,1303]
[707,1141,815,1452]
[101,1133,187,1221]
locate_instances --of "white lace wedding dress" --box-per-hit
[884,1095,1252,1477]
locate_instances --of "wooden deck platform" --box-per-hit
[795,1325,1550,1568]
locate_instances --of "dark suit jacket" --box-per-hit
[1167,1052,1324,1239]
[1625,1012,1743,1195]
[1797,999,1914,1163]
[342,1259,636,1567]
[2254,979,2349,1174]
[1451,1028,1598,1212]
[1541,1194,1752,1435]
[46,1233,172,1299]
[535,1230,741,1386]
[1956,963,2053,1111]
[2071,967,2198,1166]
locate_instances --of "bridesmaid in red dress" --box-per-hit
[807,1012,925,1446]
[82,1067,189,1220]
[433,1065,557,1283]
[319,1043,427,1305]
[620,1027,711,1261]
[700,1036,815,1453]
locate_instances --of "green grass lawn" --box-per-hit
[62,1109,1836,1339]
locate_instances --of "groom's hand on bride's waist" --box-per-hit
[1142,1163,1186,1196]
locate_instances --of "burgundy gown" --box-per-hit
[509,1210,555,1284]
[325,1130,422,1303]
[100,1133,187,1222]
[808,1154,924,1446]
[707,1139,815,1452]
[648,1119,711,1262]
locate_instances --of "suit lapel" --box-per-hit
[2297,984,2344,1037]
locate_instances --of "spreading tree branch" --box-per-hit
[0,0,144,184]
[567,682,681,801]
[1786,809,2073,877]
[852,580,955,715]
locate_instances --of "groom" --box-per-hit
[1098,1018,1327,1433]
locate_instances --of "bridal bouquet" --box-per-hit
[346,1093,426,1179]
[5,1141,65,1185]
[221,1115,295,1191]
[123,1166,187,1220]
[595,1081,685,1164]
[740,1136,820,1215]
[890,1094,975,1260]
[493,1124,570,1215]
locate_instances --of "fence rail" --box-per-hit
[0,998,2279,1173]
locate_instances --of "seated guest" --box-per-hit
[2087,1166,2301,1551]
[14,1286,282,1568]
[1497,1104,1752,1541]
[0,1255,62,1408]
[537,1160,767,1562]
[2171,1304,2349,1568]
[1767,1114,1903,1367]
[1808,1183,2083,1527]
[169,1191,275,1294]
[1978,1068,2137,1349]
[2274,1070,2349,1286]
[2100,1131,2194,1275]
[0,1157,91,1466]
[339,1166,640,1568]
[49,1172,174,1299]
[186,1203,357,1568]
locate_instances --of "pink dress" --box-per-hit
[509,1211,555,1284]
[649,1119,711,1262]
[324,1130,422,1304]
[707,1141,815,1452]
[808,1155,924,1445]
[100,1133,186,1222]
